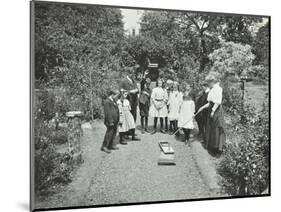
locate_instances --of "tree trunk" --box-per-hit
[199,34,207,73]
[197,34,206,83]
[89,70,94,121]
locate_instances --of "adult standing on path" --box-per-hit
[198,72,226,155]
[195,81,210,141]
[167,81,183,134]
[101,89,120,153]
[119,68,140,140]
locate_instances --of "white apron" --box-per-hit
[117,99,135,132]
[168,91,183,121]
[149,87,168,118]
[178,100,195,129]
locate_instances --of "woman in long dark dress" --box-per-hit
[198,72,226,154]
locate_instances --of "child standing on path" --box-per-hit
[178,85,195,145]
[117,90,137,144]
[167,81,183,135]
[139,77,151,134]
[101,89,120,153]
[149,79,168,134]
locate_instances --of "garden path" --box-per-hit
[35,119,224,209]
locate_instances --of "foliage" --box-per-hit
[219,15,261,45]
[253,22,270,66]
[35,2,125,120]
[33,2,270,197]
[34,98,73,194]
[138,11,261,84]
[175,12,223,72]
[248,65,269,83]
[208,41,255,110]
[35,121,74,194]
[218,104,269,195]
[209,41,255,77]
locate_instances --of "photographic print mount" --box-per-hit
[30,0,270,211]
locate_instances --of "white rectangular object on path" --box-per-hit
[158,141,175,154]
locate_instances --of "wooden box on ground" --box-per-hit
[158,141,176,165]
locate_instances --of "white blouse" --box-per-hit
[207,82,222,104]
[151,87,168,101]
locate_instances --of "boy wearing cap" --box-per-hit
[101,89,120,153]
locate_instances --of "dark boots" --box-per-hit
[141,116,149,134]
[119,132,128,145]
[151,117,158,134]
[131,129,140,141]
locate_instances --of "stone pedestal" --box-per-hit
[66,111,83,165]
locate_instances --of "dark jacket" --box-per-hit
[195,90,209,123]
[119,77,139,108]
[104,98,119,126]
[195,91,208,112]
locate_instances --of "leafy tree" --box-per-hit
[219,15,262,45]
[209,41,255,78]
[175,13,223,73]
[35,2,125,120]
[253,21,270,66]
[208,41,255,109]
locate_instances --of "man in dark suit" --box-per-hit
[119,70,140,141]
[195,82,210,142]
[101,89,120,153]
[120,73,139,120]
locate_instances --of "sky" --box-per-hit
[121,9,268,36]
[121,9,143,35]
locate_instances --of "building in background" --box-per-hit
[121,9,143,36]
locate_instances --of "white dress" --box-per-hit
[117,99,135,132]
[178,100,195,129]
[168,91,183,121]
[149,87,168,118]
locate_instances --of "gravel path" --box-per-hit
[35,120,224,210]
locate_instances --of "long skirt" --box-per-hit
[205,103,226,152]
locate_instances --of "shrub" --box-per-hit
[248,65,269,84]
[218,104,269,195]
[34,120,74,194]
[34,89,75,195]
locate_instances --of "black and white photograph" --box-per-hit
[30,0,270,211]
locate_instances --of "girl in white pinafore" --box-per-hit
[149,79,168,134]
[167,82,183,134]
[117,92,136,142]
[178,90,195,144]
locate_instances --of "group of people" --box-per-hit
[101,70,226,156]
